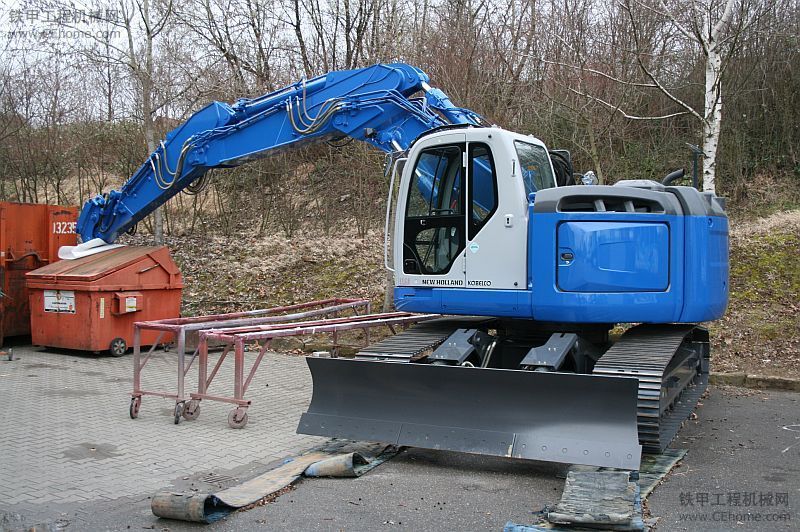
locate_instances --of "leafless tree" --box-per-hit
[0,0,796,245]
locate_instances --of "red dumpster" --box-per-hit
[26,246,182,355]
[0,202,78,346]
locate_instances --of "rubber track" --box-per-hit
[593,324,708,453]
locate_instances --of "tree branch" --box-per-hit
[567,86,691,120]
[540,57,658,88]
[623,0,706,122]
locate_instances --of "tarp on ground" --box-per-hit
[151,441,399,523]
[504,449,687,532]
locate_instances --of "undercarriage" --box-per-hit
[298,318,709,470]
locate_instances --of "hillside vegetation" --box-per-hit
[712,211,800,378]
[125,209,800,379]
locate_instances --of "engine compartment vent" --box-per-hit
[557,196,666,214]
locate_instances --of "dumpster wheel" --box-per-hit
[109,337,127,357]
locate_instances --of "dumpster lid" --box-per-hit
[26,245,179,282]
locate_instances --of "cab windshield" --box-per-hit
[515,141,556,194]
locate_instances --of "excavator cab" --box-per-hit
[394,128,556,295]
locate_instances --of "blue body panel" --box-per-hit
[395,287,533,318]
[556,221,670,292]
[678,215,729,322]
[529,211,685,323]
[395,201,729,325]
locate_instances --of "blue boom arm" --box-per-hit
[77,63,485,243]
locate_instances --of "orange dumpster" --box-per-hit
[26,246,182,355]
[0,202,78,346]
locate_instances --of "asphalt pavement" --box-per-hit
[1,340,798,532]
[230,386,800,532]
[648,386,799,531]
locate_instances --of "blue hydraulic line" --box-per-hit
[77,63,486,244]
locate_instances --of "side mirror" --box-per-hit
[581,171,598,186]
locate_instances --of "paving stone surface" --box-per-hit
[0,344,324,516]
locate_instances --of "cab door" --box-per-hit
[463,137,527,290]
[398,134,466,288]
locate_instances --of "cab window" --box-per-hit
[469,143,498,239]
[515,141,556,194]
[403,145,465,275]
[407,146,462,217]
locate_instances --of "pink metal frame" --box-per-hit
[132,298,371,409]
[191,311,439,420]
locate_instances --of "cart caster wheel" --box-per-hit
[183,400,201,420]
[173,402,184,425]
[129,397,141,419]
[109,338,128,357]
[228,407,248,429]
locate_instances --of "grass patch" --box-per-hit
[711,216,800,377]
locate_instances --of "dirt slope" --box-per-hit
[711,210,800,378]
[123,230,387,316]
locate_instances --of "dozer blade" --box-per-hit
[298,358,643,470]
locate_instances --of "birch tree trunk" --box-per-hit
[142,73,162,243]
[702,47,724,193]
[699,0,735,194]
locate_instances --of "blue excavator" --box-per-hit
[65,63,729,470]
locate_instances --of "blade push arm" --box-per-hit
[77,63,484,244]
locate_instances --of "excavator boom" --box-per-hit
[74,63,484,247]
